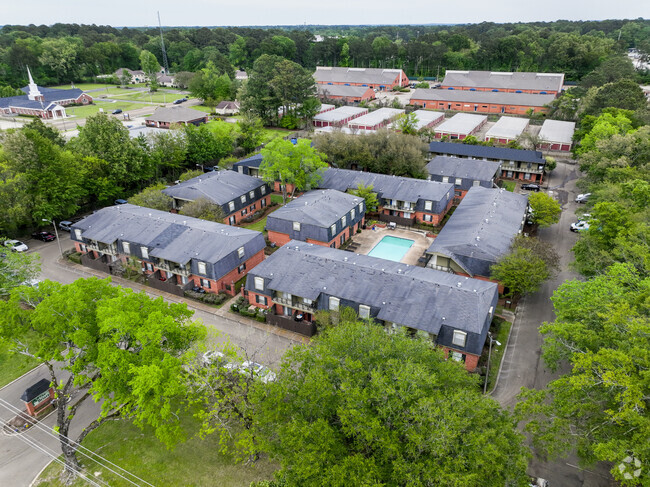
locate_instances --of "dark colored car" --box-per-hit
[173,98,188,104]
[521,183,541,192]
[114,199,128,205]
[191,286,207,294]
[31,231,56,242]
[112,108,123,114]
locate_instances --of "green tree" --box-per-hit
[245,321,530,486]
[178,169,204,182]
[517,263,650,486]
[229,36,248,68]
[260,138,327,203]
[0,85,23,97]
[491,236,559,297]
[183,124,234,168]
[579,79,647,117]
[349,183,379,212]
[528,192,561,228]
[39,37,83,83]
[148,130,188,179]
[140,49,160,91]
[179,197,225,222]
[0,244,40,296]
[128,183,173,211]
[236,114,264,154]
[189,61,235,106]
[0,278,205,479]
[396,112,419,135]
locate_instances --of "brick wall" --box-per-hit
[224,195,271,225]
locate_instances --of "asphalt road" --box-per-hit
[492,161,614,486]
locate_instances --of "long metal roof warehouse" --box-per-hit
[434,113,487,139]
[411,89,555,115]
[347,107,404,130]
[440,70,565,94]
[312,106,368,127]
[484,117,530,143]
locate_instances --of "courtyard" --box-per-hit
[346,225,433,266]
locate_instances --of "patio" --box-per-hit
[346,226,433,266]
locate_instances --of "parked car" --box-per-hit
[173,98,187,104]
[112,108,123,114]
[201,350,225,367]
[570,221,590,232]
[239,361,276,383]
[521,183,541,192]
[31,231,56,242]
[114,199,128,205]
[59,221,73,232]
[575,193,591,203]
[4,239,29,252]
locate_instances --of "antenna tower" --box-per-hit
[158,11,169,74]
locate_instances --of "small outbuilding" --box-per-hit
[312,106,368,128]
[484,117,530,144]
[145,106,208,128]
[538,120,575,152]
[434,113,487,140]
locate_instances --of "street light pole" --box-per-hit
[483,334,502,394]
[43,218,63,259]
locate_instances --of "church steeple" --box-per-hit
[26,66,43,101]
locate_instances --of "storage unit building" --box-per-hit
[312,106,368,128]
[434,113,487,140]
[317,85,376,104]
[484,117,530,144]
[314,66,409,91]
[538,120,575,152]
[411,89,554,115]
[390,109,444,131]
[440,70,565,96]
[347,107,404,131]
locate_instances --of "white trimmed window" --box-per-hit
[256,294,267,305]
[200,278,211,289]
[351,209,356,219]
[329,297,340,311]
[442,176,449,183]
[452,330,467,347]
[424,200,432,211]
[330,223,336,235]
[293,221,301,231]
[254,277,264,291]
[141,247,148,259]
[74,229,82,240]
[197,262,207,275]
[358,202,363,212]
[260,186,266,195]
[473,180,480,187]
[122,242,131,254]
[249,190,255,199]
[228,201,235,212]
[240,195,247,204]
[341,215,347,227]
[423,214,432,222]
[238,247,245,258]
[359,305,370,319]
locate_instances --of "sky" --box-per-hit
[2,0,648,27]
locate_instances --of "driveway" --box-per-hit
[492,161,614,485]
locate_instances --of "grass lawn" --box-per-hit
[501,181,516,192]
[33,412,278,487]
[270,194,285,205]
[190,105,216,114]
[485,318,512,394]
[108,90,190,104]
[0,338,40,388]
[242,216,268,233]
[65,101,152,119]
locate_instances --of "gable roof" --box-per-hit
[412,88,556,107]
[428,141,545,164]
[249,240,497,339]
[215,100,240,110]
[538,119,576,144]
[318,168,453,203]
[426,186,528,277]
[146,106,206,123]
[484,116,530,139]
[162,170,265,206]
[2,86,85,110]
[268,190,362,228]
[426,156,501,182]
[317,84,373,98]
[441,70,564,92]
[72,204,264,266]
[434,113,487,134]
[315,66,406,85]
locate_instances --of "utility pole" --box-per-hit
[158,11,169,75]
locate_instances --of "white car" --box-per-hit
[570,221,590,232]
[4,239,29,252]
[201,350,225,366]
[240,361,276,383]
[575,193,591,203]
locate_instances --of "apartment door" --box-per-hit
[229,215,236,225]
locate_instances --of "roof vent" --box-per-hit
[148,213,152,217]
[397,269,402,273]
[323,286,327,290]
[476,236,480,241]
[484,219,489,223]
[382,301,386,305]
[457,282,462,287]
[343,256,348,261]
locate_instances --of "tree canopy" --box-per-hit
[528,192,562,228]
[178,197,226,222]
[128,183,173,211]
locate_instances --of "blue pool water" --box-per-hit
[367,236,414,262]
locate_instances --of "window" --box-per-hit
[238,246,245,258]
[261,198,267,208]
[197,262,207,275]
[303,298,313,305]
[255,294,267,305]
[293,221,301,231]
[249,190,255,199]
[450,351,464,362]
[79,243,87,253]
[423,214,432,222]
[254,276,264,291]
[238,263,246,273]
[251,203,256,211]
[74,229,82,240]
[359,305,370,319]
[351,208,355,220]
[329,297,340,311]
[260,186,266,195]
[442,176,449,183]
[473,180,480,187]
[141,247,148,259]
[341,215,347,227]
[200,278,211,289]
[424,200,432,211]
[358,202,363,213]
[330,223,337,235]
[240,195,247,204]
[228,201,235,212]
[122,242,131,254]
[241,209,248,216]
[452,330,467,347]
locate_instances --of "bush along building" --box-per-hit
[318,168,454,227]
[426,156,501,200]
[266,189,365,248]
[425,187,529,293]
[162,171,271,225]
[245,241,499,371]
[428,142,547,184]
[70,204,266,296]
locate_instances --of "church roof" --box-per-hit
[1,86,84,110]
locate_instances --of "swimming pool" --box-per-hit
[367,236,414,262]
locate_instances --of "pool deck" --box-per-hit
[348,226,434,266]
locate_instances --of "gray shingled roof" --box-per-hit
[315,67,405,85]
[146,106,207,123]
[1,86,84,110]
[163,170,265,205]
[426,187,528,277]
[72,204,265,272]
[412,88,556,107]
[268,190,362,227]
[428,141,545,164]
[441,70,564,92]
[317,85,372,97]
[249,241,497,343]
[426,156,501,183]
[318,168,453,204]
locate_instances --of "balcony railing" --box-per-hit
[272,296,316,312]
[382,202,416,212]
[500,164,543,174]
[86,242,117,256]
[156,260,191,277]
